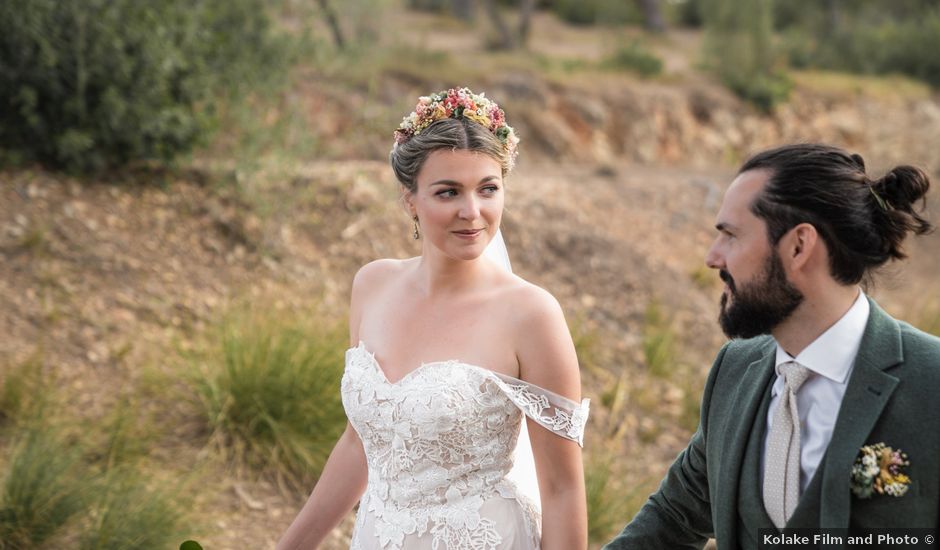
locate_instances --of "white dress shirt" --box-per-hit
[761,290,870,493]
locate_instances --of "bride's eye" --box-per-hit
[480,185,500,196]
[436,188,458,198]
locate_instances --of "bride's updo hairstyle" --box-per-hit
[740,143,933,286]
[390,87,519,193]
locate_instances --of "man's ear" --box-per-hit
[782,223,819,270]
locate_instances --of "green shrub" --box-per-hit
[585,453,650,544]
[0,361,193,548]
[724,70,793,114]
[703,0,791,111]
[914,300,940,337]
[779,6,940,89]
[868,13,940,87]
[675,0,704,28]
[80,471,187,550]
[194,309,348,488]
[552,0,640,26]
[553,0,597,25]
[0,0,285,173]
[680,378,704,433]
[642,300,676,378]
[407,0,451,13]
[603,42,664,77]
[0,430,85,549]
[569,316,602,374]
[0,354,46,427]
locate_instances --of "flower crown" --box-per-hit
[394,87,519,170]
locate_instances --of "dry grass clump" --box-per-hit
[191,306,348,490]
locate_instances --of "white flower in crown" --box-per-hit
[393,87,519,170]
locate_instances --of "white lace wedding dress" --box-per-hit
[342,342,590,550]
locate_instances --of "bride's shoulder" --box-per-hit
[352,258,414,294]
[499,278,579,395]
[349,259,415,333]
[354,257,411,280]
[498,276,565,322]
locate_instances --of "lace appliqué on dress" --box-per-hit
[342,343,589,550]
[490,374,590,447]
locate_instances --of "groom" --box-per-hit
[605,144,940,549]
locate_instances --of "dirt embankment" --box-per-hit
[2,71,939,549]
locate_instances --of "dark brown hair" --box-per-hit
[740,143,933,285]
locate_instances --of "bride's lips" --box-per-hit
[452,228,485,239]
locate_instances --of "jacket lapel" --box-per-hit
[715,339,777,547]
[819,298,902,531]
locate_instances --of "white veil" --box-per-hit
[482,229,542,511]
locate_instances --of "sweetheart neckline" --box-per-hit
[348,341,523,387]
[346,342,591,448]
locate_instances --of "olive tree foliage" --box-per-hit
[775,0,940,88]
[478,0,537,49]
[407,0,536,49]
[0,0,284,173]
[316,0,397,51]
[702,0,791,112]
[635,0,665,32]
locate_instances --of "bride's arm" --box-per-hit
[275,424,367,550]
[515,286,588,550]
[277,261,385,549]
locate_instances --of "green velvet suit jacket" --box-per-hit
[604,298,940,549]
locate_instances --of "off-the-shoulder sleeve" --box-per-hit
[490,372,590,447]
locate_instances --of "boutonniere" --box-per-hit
[850,442,911,499]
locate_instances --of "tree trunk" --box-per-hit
[481,0,515,49]
[635,0,666,32]
[452,0,475,21]
[824,0,840,34]
[317,0,346,50]
[517,0,536,46]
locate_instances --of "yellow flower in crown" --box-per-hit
[394,87,519,169]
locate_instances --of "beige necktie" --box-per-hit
[763,361,812,528]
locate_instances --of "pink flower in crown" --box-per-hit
[393,86,519,170]
[489,105,505,130]
[415,96,432,117]
[444,91,459,110]
[395,130,411,145]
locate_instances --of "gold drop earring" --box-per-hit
[412,216,420,240]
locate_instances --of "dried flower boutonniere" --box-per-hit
[850,442,911,499]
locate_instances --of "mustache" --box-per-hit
[719,270,735,292]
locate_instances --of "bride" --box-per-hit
[276,88,589,550]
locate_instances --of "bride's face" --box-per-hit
[407,148,504,262]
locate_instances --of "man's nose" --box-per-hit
[705,240,723,269]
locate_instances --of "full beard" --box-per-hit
[718,251,803,339]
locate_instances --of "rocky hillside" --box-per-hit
[2,36,940,549]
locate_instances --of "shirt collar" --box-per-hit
[774,289,870,386]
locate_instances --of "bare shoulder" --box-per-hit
[501,278,580,399]
[352,258,413,297]
[499,276,565,325]
[349,258,415,344]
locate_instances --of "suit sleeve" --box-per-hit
[602,342,731,550]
